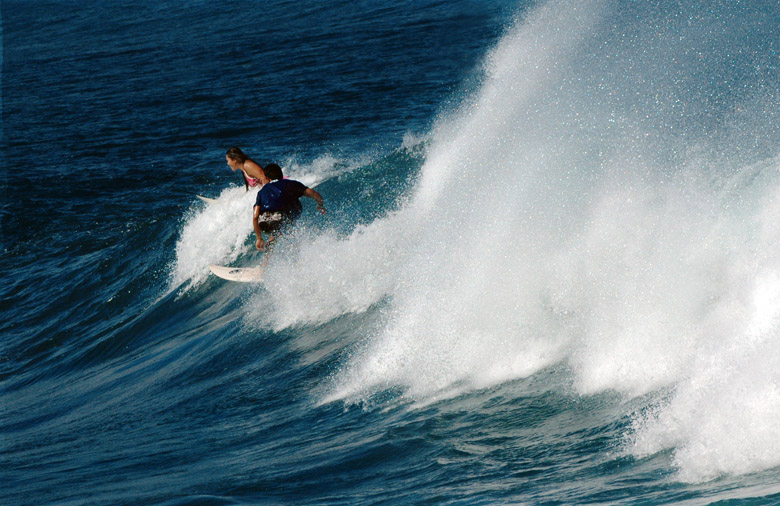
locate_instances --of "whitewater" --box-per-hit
[171,0,780,486]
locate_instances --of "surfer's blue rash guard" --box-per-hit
[254,179,307,218]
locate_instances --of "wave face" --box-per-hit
[4,0,780,504]
[287,0,780,484]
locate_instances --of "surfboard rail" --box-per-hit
[208,264,264,282]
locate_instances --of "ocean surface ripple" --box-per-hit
[3,1,780,504]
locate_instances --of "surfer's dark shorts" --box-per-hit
[257,211,288,233]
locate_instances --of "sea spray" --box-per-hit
[315,0,780,483]
[167,0,780,485]
[248,218,407,331]
[627,156,780,482]
[325,0,610,404]
[170,186,257,289]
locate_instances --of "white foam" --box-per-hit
[627,175,780,482]
[298,0,780,483]
[246,214,412,331]
[281,152,373,188]
[166,0,780,484]
[170,186,257,290]
[324,0,608,403]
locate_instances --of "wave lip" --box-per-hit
[321,0,780,485]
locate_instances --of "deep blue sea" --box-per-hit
[4,1,780,504]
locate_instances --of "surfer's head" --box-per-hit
[263,163,283,181]
[226,146,248,170]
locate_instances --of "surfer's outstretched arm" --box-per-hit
[303,188,326,214]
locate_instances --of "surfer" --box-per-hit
[226,147,269,191]
[253,163,326,251]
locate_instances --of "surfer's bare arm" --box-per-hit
[303,188,326,214]
[253,206,265,251]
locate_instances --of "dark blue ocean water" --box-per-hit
[4,1,780,504]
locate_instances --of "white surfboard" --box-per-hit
[209,264,264,282]
[197,195,217,203]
